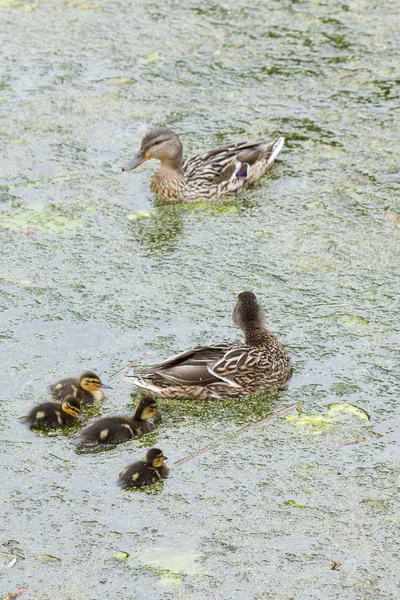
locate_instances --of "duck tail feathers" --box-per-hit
[266,136,284,163]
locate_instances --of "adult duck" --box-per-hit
[125,292,292,400]
[122,128,284,203]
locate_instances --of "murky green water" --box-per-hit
[1,0,399,598]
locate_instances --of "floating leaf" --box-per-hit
[146,52,164,63]
[113,551,129,560]
[327,402,370,421]
[139,548,202,576]
[127,210,153,221]
[341,314,369,328]
[286,414,333,435]
[34,554,61,563]
[284,500,309,509]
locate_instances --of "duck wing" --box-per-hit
[182,138,283,188]
[127,342,234,387]
[210,344,291,389]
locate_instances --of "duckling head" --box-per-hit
[79,372,111,393]
[122,128,183,171]
[232,291,266,332]
[61,396,82,418]
[134,397,159,421]
[146,448,168,468]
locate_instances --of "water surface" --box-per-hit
[1,0,399,598]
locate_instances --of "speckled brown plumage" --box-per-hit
[125,292,292,400]
[122,128,284,203]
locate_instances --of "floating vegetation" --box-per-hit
[127,210,154,221]
[286,402,370,435]
[113,551,130,560]
[0,210,81,234]
[284,500,309,509]
[327,402,370,421]
[139,547,203,576]
[285,413,333,435]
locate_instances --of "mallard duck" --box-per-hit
[122,128,284,203]
[118,448,169,488]
[51,371,111,405]
[125,292,292,400]
[25,396,83,428]
[77,397,158,448]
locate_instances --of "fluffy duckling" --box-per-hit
[77,397,158,448]
[51,371,111,405]
[122,127,284,203]
[125,291,292,400]
[25,396,83,428]
[118,448,169,488]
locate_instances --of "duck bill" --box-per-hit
[100,383,113,389]
[122,150,148,172]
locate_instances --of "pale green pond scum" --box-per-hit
[1,0,399,598]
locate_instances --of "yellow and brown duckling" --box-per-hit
[77,397,158,448]
[51,371,111,405]
[118,448,169,488]
[25,396,83,428]
[122,128,284,203]
[125,292,292,400]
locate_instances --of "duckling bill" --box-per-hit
[118,448,169,488]
[122,128,284,203]
[25,396,83,428]
[77,398,158,448]
[125,292,292,400]
[51,371,111,405]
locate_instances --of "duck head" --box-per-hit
[122,128,183,171]
[79,372,112,392]
[133,397,159,421]
[146,448,168,468]
[232,291,266,333]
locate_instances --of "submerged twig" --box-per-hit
[337,437,367,447]
[109,351,154,379]
[338,71,358,79]
[3,588,28,600]
[175,402,300,466]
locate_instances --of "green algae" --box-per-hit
[0,1,399,599]
[0,210,81,233]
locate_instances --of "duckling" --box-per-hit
[51,371,111,405]
[125,292,292,400]
[118,448,169,488]
[25,396,83,428]
[77,397,158,448]
[122,128,284,203]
